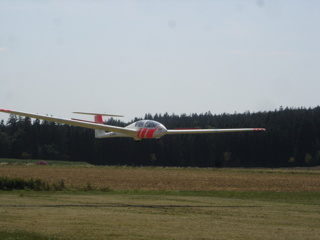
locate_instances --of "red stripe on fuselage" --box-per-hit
[146,128,157,138]
[136,127,158,139]
[140,128,148,138]
[137,128,143,138]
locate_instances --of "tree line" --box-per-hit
[0,106,319,168]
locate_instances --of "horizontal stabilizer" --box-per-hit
[73,112,124,117]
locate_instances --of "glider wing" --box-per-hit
[0,109,136,136]
[166,128,265,135]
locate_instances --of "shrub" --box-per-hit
[52,179,65,191]
[0,177,65,191]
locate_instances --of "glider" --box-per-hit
[0,108,265,141]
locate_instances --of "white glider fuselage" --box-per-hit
[96,120,168,141]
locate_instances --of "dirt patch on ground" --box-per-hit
[0,165,319,192]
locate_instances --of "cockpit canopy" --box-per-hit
[134,120,160,128]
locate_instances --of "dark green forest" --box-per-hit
[0,106,319,168]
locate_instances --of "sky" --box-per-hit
[1,0,319,123]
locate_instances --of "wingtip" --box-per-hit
[254,128,266,131]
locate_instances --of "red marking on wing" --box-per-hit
[0,109,11,112]
[253,128,265,131]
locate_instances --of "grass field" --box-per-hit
[0,159,320,239]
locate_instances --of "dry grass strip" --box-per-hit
[0,165,319,192]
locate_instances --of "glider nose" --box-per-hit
[154,125,167,139]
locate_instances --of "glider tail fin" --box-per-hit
[73,112,124,139]
[94,115,103,124]
[93,114,107,138]
[72,112,108,138]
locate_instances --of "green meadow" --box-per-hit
[0,191,319,240]
[0,159,319,239]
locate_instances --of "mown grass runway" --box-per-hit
[1,191,320,240]
[0,159,320,240]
